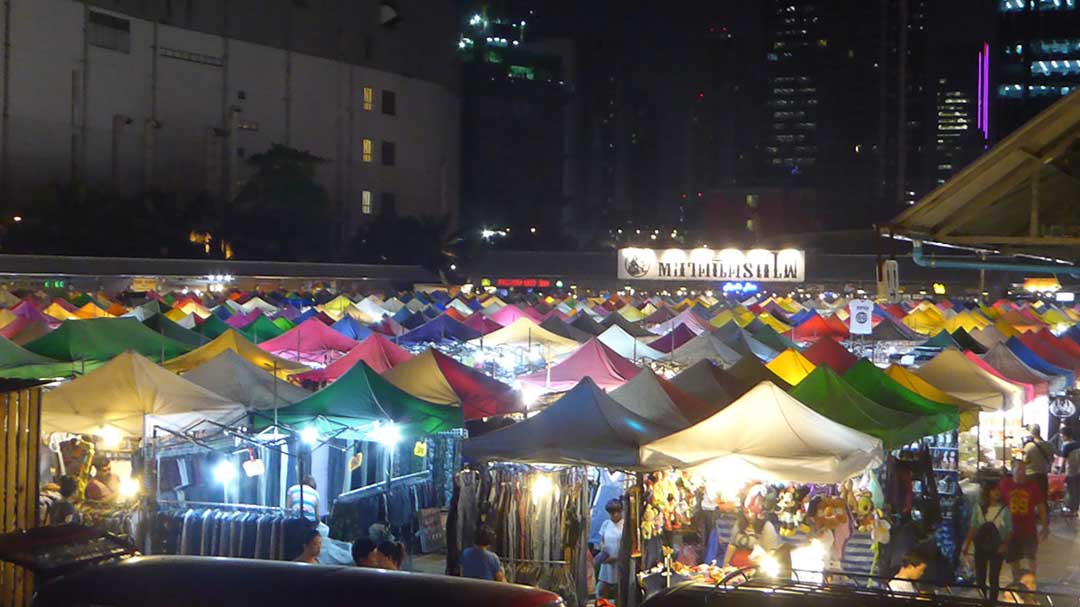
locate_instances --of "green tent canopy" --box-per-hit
[272,317,296,332]
[239,315,287,343]
[843,359,960,429]
[0,335,82,379]
[790,365,944,449]
[69,293,106,310]
[257,361,463,439]
[143,314,211,348]
[197,315,234,340]
[923,330,961,350]
[24,318,192,364]
[751,323,800,353]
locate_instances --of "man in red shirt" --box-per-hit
[999,459,1048,579]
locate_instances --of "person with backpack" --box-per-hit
[963,482,1013,603]
[1023,425,1054,509]
[1060,427,1080,517]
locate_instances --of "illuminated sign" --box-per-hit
[43,280,66,289]
[721,282,759,294]
[1056,292,1075,303]
[618,248,805,282]
[495,278,552,288]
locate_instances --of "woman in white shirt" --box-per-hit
[963,483,1013,604]
[596,499,624,600]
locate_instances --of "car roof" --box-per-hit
[36,556,563,607]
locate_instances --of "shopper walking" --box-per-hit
[1023,425,1053,509]
[963,483,1013,603]
[1000,459,1048,579]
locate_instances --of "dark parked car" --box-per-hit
[1,526,563,607]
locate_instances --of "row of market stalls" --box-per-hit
[3,285,1078,605]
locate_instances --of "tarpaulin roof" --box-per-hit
[74,302,114,319]
[292,333,413,383]
[163,329,309,379]
[468,318,581,359]
[922,330,962,350]
[750,324,800,353]
[950,328,988,354]
[258,318,359,364]
[399,315,483,344]
[263,361,462,439]
[1018,332,1080,371]
[384,349,522,419]
[983,342,1068,394]
[538,316,593,344]
[330,316,373,341]
[462,312,503,336]
[670,360,734,408]
[914,349,1024,411]
[843,359,964,431]
[3,318,51,346]
[43,302,78,321]
[488,305,536,326]
[791,313,848,341]
[463,377,670,468]
[42,351,244,437]
[971,325,1008,350]
[570,313,606,337]
[610,368,717,430]
[197,315,235,340]
[184,350,311,410]
[640,381,882,483]
[597,325,666,361]
[238,315,287,343]
[801,337,858,374]
[600,313,655,338]
[648,323,698,353]
[766,348,817,386]
[964,350,1041,402]
[1006,337,1076,386]
[142,314,210,348]
[272,317,295,332]
[789,366,944,449]
[715,355,792,398]
[870,314,924,341]
[0,335,79,380]
[518,338,640,392]
[882,364,979,430]
[25,318,192,364]
[712,322,779,362]
[668,331,743,368]
[348,298,392,324]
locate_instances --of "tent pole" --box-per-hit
[273,361,279,430]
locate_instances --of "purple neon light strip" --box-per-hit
[977,49,984,131]
[982,42,990,140]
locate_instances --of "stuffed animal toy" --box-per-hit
[854,490,875,533]
[641,504,658,540]
[870,508,891,544]
[794,486,812,534]
[775,487,800,537]
[812,495,848,530]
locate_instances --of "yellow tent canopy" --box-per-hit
[766,349,817,386]
[176,300,213,319]
[163,329,309,379]
[902,309,944,335]
[617,305,645,322]
[885,364,979,431]
[383,349,459,406]
[757,314,792,333]
[44,302,78,321]
[0,308,17,329]
[321,294,355,314]
[164,308,190,323]
[75,302,114,319]
[469,317,581,358]
[709,310,735,328]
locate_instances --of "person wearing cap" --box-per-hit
[1022,424,1053,510]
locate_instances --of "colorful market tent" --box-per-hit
[963,351,1041,401]
[257,318,359,364]
[985,342,1069,393]
[163,329,309,379]
[462,312,504,336]
[789,366,944,449]
[1018,332,1080,372]
[712,322,779,362]
[914,349,1024,411]
[597,325,666,361]
[469,318,580,359]
[648,323,699,353]
[883,364,979,430]
[670,360,734,408]
[801,337,858,374]
[142,314,211,348]
[518,338,640,392]
[970,326,1008,350]
[639,381,883,483]
[462,377,669,468]
[238,315,287,343]
[184,350,311,410]
[666,331,742,368]
[263,361,462,438]
[870,314,923,341]
[569,314,606,336]
[25,318,192,364]
[715,356,793,398]
[1005,337,1076,386]
[922,330,962,350]
[791,313,848,342]
[3,318,51,346]
[0,336,79,379]
[648,310,711,337]
[488,305,536,326]
[330,316,374,341]
[950,328,988,354]
[41,351,244,437]
[292,333,414,382]
[843,360,964,431]
[600,313,656,339]
[538,316,593,344]
[610,368,716,430]
[766,348,817,386]
[383,349,522,420]
[196,315,235,340]
[399,315,484,344]
[750,324,800,353]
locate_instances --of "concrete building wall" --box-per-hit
[1,0,459,237]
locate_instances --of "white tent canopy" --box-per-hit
[42,351,245,438]
[914,348,1023,411]
[597,325,665,361]
[640,381,883,483]
[183,350,311,411]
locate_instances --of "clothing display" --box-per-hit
[327,476,436,550]
[151,506,304,560]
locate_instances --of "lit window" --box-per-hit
[746,219,755,232]
[361,190,373,214]
[363,87,374,111]
[746,194,759,209]
[362,139,373,162]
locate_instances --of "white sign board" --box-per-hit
[617,248,805,282]
[849,300,874,335]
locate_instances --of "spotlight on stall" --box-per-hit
[300,426,320,446]
[119,476,141,499]
[213,460,238,484]
[758,554,781,578]
[367,422,402,446]
[94,425,124,450]
[530,473,555,505]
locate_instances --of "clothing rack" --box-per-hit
[502,558,569,565]
[336,470,431,504]
[156,499,286,513]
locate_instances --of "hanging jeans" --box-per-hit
[974,548,1004,604]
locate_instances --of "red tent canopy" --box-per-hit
[791,313,847,342]
[258,318,359,364]
[292,333,414,382]
[463,313,503,335]
[518,338,640,392]
[444,308,468,322]
[802,337,858,375]
[1019,332,1080,372]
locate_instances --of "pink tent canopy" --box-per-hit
[518,338,640,392]
[371,316,407,337]
[292,333,413,382]
[489,305,536,326]
[463,313,503,335]
[13,300,58,327]
[258,317,359,364]
[649,323,698,353]
[226,309,262,328]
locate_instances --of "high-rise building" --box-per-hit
[994,0,1080,137]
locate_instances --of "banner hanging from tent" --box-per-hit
[617,248,805,282]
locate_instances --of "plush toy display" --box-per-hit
[775,487,800,537]
[853,490,875,533]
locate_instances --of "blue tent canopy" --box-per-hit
[331,316,373,341]
[397,315,481,344]
[1006,337,1075,386]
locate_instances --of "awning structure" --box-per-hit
[292,333,414,382]
[914,349,1025,411]
[469,318,580,359]
[517,338,640,392]
[163,329,309,379]
[766,349,817,386]
[889,88,1080,257]
[184,350,311,410]
[42,351,244,437]
[640,381,882,483]
[257,318,359,364]
[383,348,522,419]
[597,325,666,361]
[669,360,734,408]
[25,318,192,364]
[609,368,716,431]
[667,332,742,368]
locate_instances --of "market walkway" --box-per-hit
[1037,513,1080,594]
